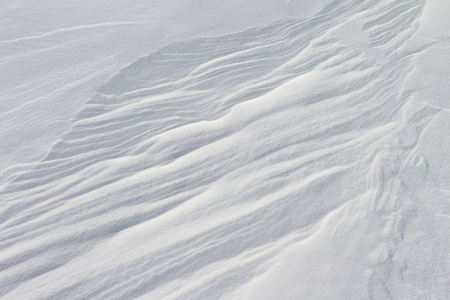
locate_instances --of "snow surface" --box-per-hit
[0,0,449,299]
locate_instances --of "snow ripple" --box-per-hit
[1,0,448,299]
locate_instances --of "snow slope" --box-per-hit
[0,0,449,299]
[0,0,325,173]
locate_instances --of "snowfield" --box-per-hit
[1,0,449,299]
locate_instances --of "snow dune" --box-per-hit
[1,0,449,299]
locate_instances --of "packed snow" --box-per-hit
[1,0,449,299]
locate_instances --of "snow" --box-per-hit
[1,0,449,299]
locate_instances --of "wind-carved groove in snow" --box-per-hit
[0,21,146,44]
[0,0,443,299]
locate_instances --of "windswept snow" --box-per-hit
[1,0,449,299]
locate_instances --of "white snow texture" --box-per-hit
[0,0,449,299]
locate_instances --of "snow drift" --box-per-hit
[0,0,449,299]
